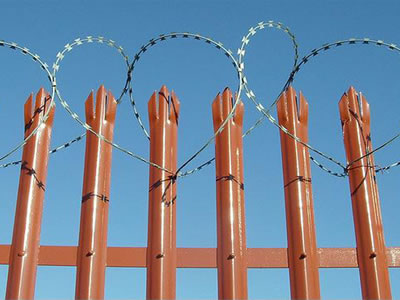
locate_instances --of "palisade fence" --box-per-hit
[0,20,400,299]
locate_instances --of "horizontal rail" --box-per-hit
[0,246,399,268]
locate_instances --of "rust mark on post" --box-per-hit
[75,85,117,299]
[6,89,55,300]
[147,86,179,299]
[339,86,391,299]
[212,88,248,299]
[277,86,320,299]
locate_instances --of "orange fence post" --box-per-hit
[75,85,117,299]
[339,87,391,299]
[212,88,248,299]
[276,86,320,299]
[6,89,55,299]
[146,86,179,299]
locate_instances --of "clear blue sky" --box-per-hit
[0,0,399,298]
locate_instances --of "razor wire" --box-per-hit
[125,25,400,177]
[1,24,400,178]
[254,38,400,176]
[51,36,171,172]
[126,32,242,176]
[126,21,299,176]
[0,33,243,174]
[0,40,56,163]
[236,22,348,177]
[0,20,300,179]
[50,34,242,175]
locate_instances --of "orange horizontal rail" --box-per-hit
[0,245,399,268]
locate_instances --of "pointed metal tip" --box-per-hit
[171,90,179,103]
[24,94,33,109]
[85,91,94,106]
[212,92,222,106]
[97,85,106,94]
[86,90,94,99]
[222,87,232,100]
[38,87,46,94]
[159,85,169,99]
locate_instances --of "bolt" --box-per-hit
[227,254,235,260]
[156,253,164,259]
[299,253,307,260]
[17,251,26,257]
[86,251,94,257]
[369,252,377,259]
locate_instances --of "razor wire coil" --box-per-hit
[1,23,400,179]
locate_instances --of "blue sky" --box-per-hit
[0,0,399,298]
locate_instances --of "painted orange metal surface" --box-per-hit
[339,87,392,299]
[75,86,117,299]
[212,88,248,299]
[147,86,179,299]
[1,84,400,297]
[1,245,400,268]
[277,87,320,299]
[6,89,55,299]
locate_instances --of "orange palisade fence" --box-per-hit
[0,84,398,300]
